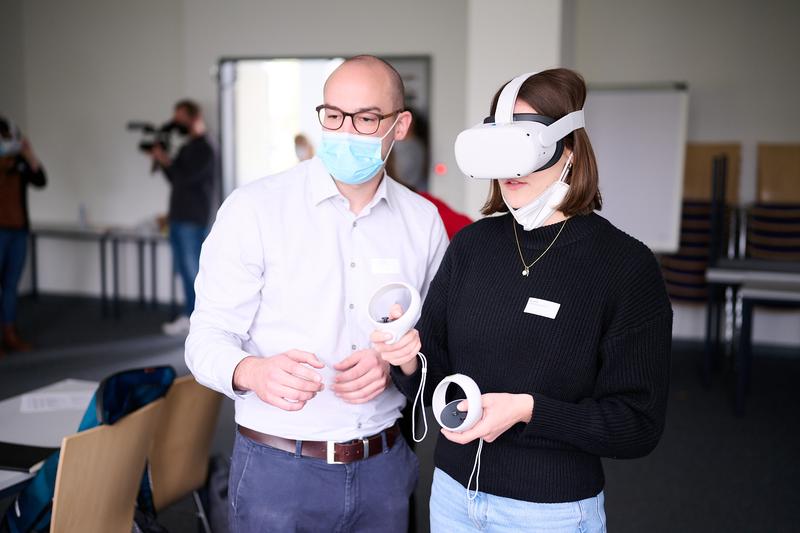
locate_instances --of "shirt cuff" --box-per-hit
[214,346,256,401]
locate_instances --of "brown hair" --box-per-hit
[480,68,602,216]
[174,99,201,119]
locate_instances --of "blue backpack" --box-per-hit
[2,366,176,533]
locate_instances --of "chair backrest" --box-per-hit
[683,143,741,203]
[757,143,800,204]
[148,375,222,511]
[49,399,164,533]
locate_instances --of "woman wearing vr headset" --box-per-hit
[0,116,47,356]
[374,69,672,531]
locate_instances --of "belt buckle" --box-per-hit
[362,437,370,460]
[326,441,343,465]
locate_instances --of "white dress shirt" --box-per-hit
[186,156,448,441]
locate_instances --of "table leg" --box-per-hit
[703,284,720,387]
[736,298,754,416]
[150,240,158,309]
[100,236,108,317]
[112,238,120,318]
[137,239,145,307]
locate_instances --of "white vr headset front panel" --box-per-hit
[454,71,585,180]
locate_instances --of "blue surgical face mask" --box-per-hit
[318,118,398,185]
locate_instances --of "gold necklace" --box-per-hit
[512,217,568,277]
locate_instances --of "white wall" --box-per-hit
[23,0,185,227]
[573,0,800,346]
[0,0,26,127]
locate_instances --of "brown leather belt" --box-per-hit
[238,423,400,464]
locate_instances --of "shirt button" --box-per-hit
[348,303,355,310]
[350,262,356,268]
[357,422,362,429]
[352,221,358,228]
[351,344,357,350]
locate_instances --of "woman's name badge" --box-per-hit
[524,297,560,319]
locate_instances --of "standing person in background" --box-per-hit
[389,107,428,192]
[387,110,472,238]
[149,99,216,336]
[294,133,315,162]
[0,116,47,355]
[375,69,672,532]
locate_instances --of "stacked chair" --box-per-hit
[746,144,800,261]
[660,143,741,302]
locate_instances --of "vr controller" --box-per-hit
[432,374,483,433]
[368,282,483,434]
[367,282,422,345]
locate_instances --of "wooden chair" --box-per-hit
[660,144,742,303]
[148,375,223,531]
[747,144,800,261]
[50,400,164,533]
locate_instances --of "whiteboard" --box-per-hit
[585,84,688,253]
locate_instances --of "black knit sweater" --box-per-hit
[392,212,672,503]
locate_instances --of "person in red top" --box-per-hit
[386,108,472,238]
[417,191,472,239]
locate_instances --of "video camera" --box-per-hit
[126,121,183,153]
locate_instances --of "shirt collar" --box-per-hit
[307,156,395,212]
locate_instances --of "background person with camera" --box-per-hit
[148,99,216,336]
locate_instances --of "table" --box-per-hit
[735,282,800,415]
[0,379,98,498]
[703,258,800,385]
[105,227,175,317]
[29,224,110,313]
[29,224,175,318]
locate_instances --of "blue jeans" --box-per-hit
[229,429,419,533]
[0,229,28,324]
[430,468,607,532]
[169,221,208,316]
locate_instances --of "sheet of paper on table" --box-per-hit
[19,391,94,414]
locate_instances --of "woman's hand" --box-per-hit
[20,137,41,172]
[441,393,534,444]
[370,304,421,375]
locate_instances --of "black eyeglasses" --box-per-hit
[316,105,402,135]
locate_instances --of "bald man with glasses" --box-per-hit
[186,55,448,532]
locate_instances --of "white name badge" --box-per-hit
[370,258,401,275]
[524,297,561,319]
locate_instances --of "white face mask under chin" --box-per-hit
[503,154,573,231]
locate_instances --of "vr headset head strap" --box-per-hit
[494,71,539,125]
[539,110,585,147]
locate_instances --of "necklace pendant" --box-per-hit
[522,268,530,277]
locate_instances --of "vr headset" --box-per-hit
[454,71,585,179]
[0,117,23,157]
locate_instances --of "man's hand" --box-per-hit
[150,144,171,167]
[440,393,534,444]
[232,350,325,411]
[331,349,390,404]
[370,304,421,376]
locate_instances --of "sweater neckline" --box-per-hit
[502,212,602,250]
